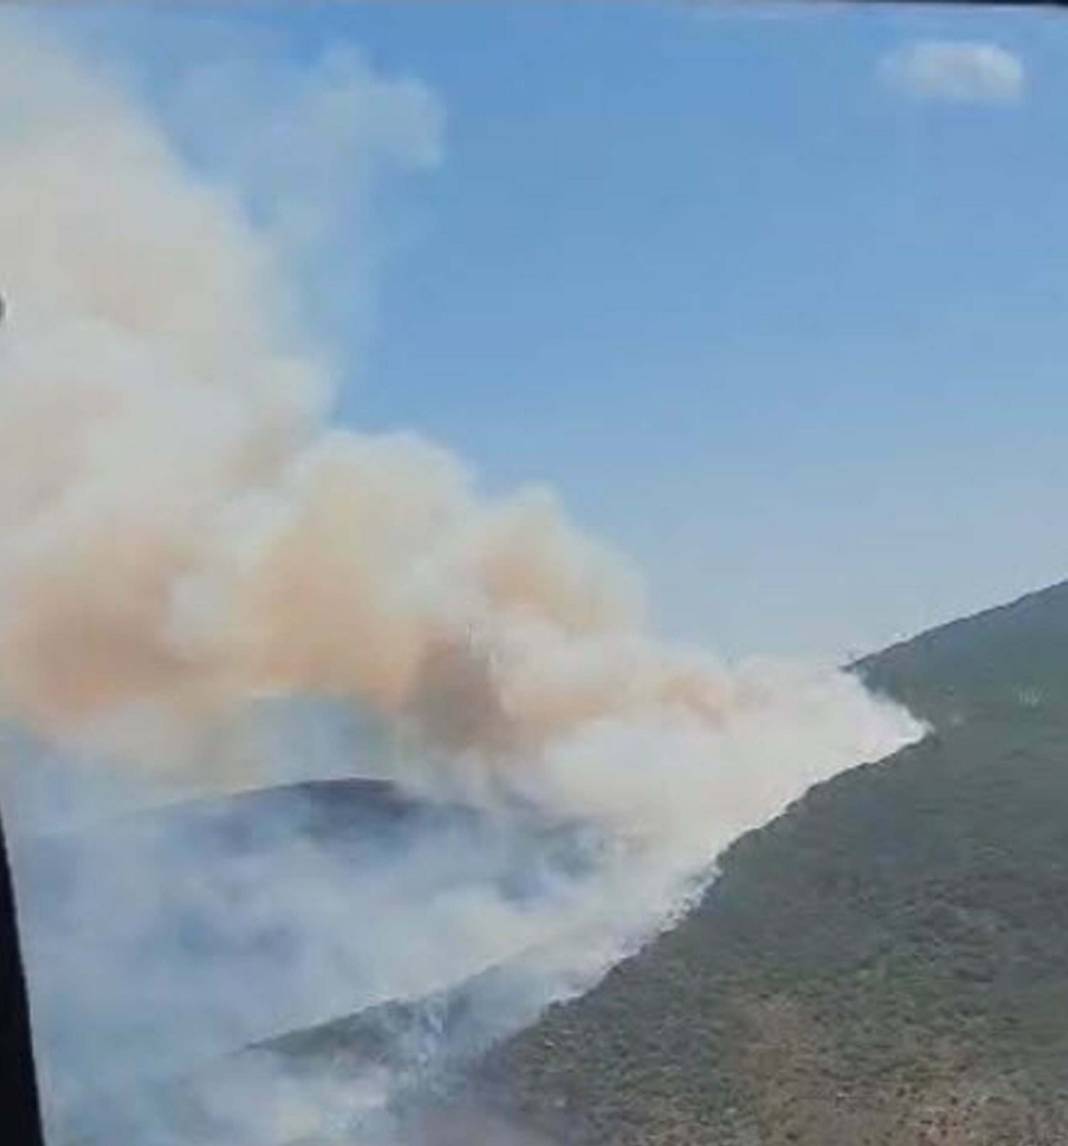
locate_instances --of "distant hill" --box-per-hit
[857,578,1068,730]
[471,581,1068,1145]
[88,581,1068,1146]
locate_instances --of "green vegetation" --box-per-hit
[478,581,1068,1144]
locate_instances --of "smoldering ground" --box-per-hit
[0,18,922,1146]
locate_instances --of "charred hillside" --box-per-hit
[478,581,1068,1145]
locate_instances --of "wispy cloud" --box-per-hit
[879,40,1025,106]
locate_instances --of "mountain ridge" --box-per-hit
[470,577,1068,1144]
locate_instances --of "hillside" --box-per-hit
[69,579,1068,1146]
[471,581,1068,1145]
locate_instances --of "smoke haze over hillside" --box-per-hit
[0,20,921,1145]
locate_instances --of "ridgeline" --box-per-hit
[475,581,1068,1144]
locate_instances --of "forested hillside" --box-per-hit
[480,582,1068,1145]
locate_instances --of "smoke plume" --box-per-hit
[0,20,922,1146]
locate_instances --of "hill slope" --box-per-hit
[476,581,1068,1145]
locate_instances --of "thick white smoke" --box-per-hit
[0,20,922,1146]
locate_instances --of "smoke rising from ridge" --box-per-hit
[0,20,922,1145]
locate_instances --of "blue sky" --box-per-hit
[42,3,1068,660]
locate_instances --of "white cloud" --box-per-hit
[879,40,1025,106]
